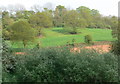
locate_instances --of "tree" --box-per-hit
[7,4,27,21]
[2,11,14,40]
[22,11,35,19]
[90,9,102,28]
[76,6,92,27]
[2,11,14,29]
[9,20,36,47]
[2,29,11,40]
[53,5,67,27]
[111,16,119,55]
[76,6,106,28]
[43,8,53,22]
[64,10,80,34]
[29,12,53,36]
[14,10,35,20]
[110,16,118,37]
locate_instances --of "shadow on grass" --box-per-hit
[52,28,69,34]
[52,28,82,35]
[96,40,106,41]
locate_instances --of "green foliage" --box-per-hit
[7,28,115,48]
[14,11,35,20]
[72,38,76,46]
[2,11,14,29]
[1,6,118,31]
[111,41,120,55]
[2,39,12,55]
[110,16,118,38]
[84,35,93,44]
[64,10,80,34]
[111,17,119,55]
[3,47,118,82]
[9,20,36,47]
[2,29,11,40]
[29,12,53,36]
[35,42,41,49]
[76,6,92,27]
[2,39,16,79]
[53,5,67,27]
[66,38,76,47]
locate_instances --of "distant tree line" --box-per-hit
[0,4,118,47]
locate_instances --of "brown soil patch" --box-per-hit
[15,52,26,55]
[15,41,112,55]
[70,44,112,54]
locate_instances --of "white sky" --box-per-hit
[0,0,119,16]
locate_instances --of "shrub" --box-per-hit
[64,27,78,34]
[111,41,120,55]
[72,38,75,45]
[9,20,36,48]
[2,47,118,82]
[35,42,41,49]
[2,40,17,82]
[105,25,111,29]
[66,39,76,47]
[84,35,93,44]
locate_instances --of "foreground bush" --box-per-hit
[111,41,120,55]
[2,47,118,82]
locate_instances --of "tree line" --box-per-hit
[1,4,118,47]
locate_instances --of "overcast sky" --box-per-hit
[0,0,119,16]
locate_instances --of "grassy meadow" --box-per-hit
[6,27,116,48]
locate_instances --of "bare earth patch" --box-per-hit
[15,41,112,55]
[70,44,112,54]
[15,52,26,55]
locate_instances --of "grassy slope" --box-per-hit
[7,27,116,48]
[40,28,115,47]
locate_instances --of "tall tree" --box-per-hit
[9,20,36,47]
[111,16,119,54]
[2,11,14,40]
[53,5,67,27]
[29,12,53,36]
[64,10,81,34]
[2,11,14,29]
[76,6,92,27]
[15,10,35,20]
[90,9,102,28]
[110,16,118,37]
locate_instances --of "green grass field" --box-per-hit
[6,27,116,48]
